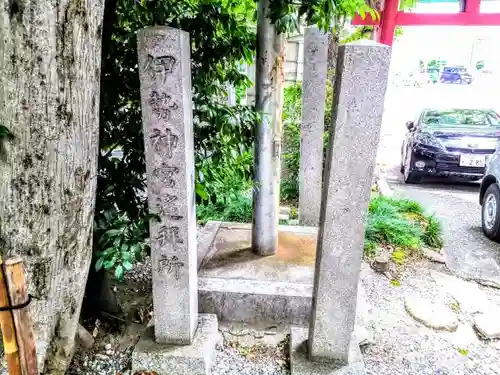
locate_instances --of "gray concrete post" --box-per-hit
[308,40,391,364]
[298,26,328,226]
[252,0,281,256]
[137,26,197,345]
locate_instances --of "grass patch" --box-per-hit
[197,192,444,262]
[197,194,252,224]
[364,196,443,256]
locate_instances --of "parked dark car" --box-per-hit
[480,150,500,241]
[440,66,473,84]
[401,108,500,183]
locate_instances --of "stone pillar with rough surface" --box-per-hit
[309,40,391,363]
[138,26,197,345]
[289,40,391,375]
[133,26,218,375]
[299,26,328,226]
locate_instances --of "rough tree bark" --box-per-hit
[0,0,105,373]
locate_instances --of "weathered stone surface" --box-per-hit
[474,312,500,339]
[198,277,312,325]
[308,41,391,363]
[476,278,500,289]
[138,26,197,344]
[376,177,393,197]
[422,248,446,264]
[354,326,373,347]
[371,255,390,273]
[404,296,458,332]
[299,26,328,226]
[197,221,222,269]
[453,323,480,347]
[290,327,365,375]
[132,314,219,375]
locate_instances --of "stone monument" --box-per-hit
[299,26,329,226]
[132,26,218,375]
[290,40,391,374]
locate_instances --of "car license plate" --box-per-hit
[460,154,486,167]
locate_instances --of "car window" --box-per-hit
[421,109,500,126]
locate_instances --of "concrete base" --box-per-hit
[290,327,365,375]
[132,314,220,375]
[199,277,312,325]
[198,222,318,325]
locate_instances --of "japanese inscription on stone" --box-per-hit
[138,25,198,345]
[144,54,176,84]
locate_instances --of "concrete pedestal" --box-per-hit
[290,327,365,375]
[132,314,220,375]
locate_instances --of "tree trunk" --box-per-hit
[80,0,121,322]
[0,0,105,373]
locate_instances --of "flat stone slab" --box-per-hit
[404,296,458,332]
[422,248,446,264]
[132,314,219,375]
[474,312,500,340]
[290,327,365,375]
[199,277,312,325]
[199,224,318,284]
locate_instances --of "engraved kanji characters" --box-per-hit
[156,225,184,247]
[150,128,179,158]
[157,255,184,280]
[155,194,183,221]
[149,91,179,121]
[144,54,176,84]
[152,163,179,187]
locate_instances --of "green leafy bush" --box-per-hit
[95,0,257,278]
[364,196,444,256]
[280,81,332,204]
[197,194,252,224]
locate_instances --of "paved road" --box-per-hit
[384,166,500,284]
[377,81,500,284]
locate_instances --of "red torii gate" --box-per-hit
[352,0,500,46]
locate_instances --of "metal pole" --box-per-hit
[253,0,279,256]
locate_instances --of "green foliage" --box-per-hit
[281,83,302,203]
[390,279,401,287]
[0,125,14,141]
[340,26,373,44]
[0,125,14,160]
[422,215,444,248]
[94,209,154,281]
[268,0,377,33]
[364,196,444,255]
[95,0,257,278]
[197,194,252,224]
[399,0,418,10]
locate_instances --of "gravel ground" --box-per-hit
[212,341,289,375]
[359,260,500,375]
[68,346,133,375]
[62,257,500,375]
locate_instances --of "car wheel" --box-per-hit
[440,78,446,83]
[482,183,500,241]
[403,149,422,184]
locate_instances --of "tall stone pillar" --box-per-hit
[299,26,328,226]
[290,40,391,374]
[133,26,218,375]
